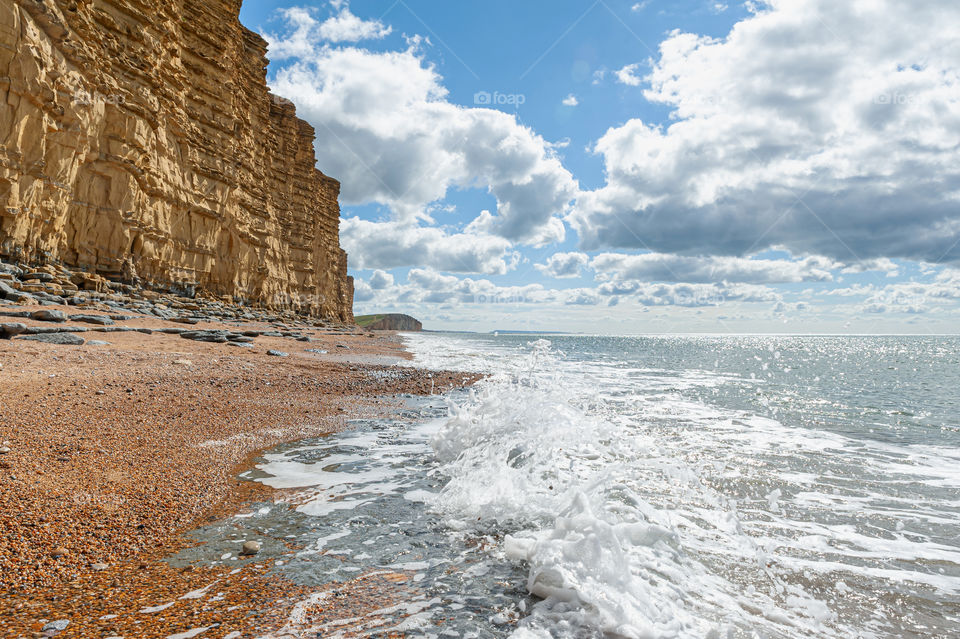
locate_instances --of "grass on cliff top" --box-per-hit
[354,314,387,328]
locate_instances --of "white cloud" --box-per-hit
[535,252,590,279]
[615,63,644,86]
[572,0,960,264]
[264,5,390,59]
[316,3,392,42]
[562,94,579,107]
[265,10,576,246]
[368,269,395,289]
[591,253,839,284]
[340,218,517,274]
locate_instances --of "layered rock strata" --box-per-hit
[0,0,353,321]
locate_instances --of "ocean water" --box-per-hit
[232,333,959,638]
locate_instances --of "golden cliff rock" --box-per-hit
[0,0,353,321]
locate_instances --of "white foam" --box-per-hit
[406,333,960,639]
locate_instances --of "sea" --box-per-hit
[202,333,960,638]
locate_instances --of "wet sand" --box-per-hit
[0,306,478,638]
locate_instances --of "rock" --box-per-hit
[51,547,69,558]
[0,280,37,304]
[0,446,10,454]
[305,348,328,354]
[69,314,114,325]
[228,342,254,348]
[41,619,70,636]
[17,333,86,346]
[180,331,229,343]
[0,322,27,339]
[267,350,289,357]
[241,540,262,556]
[227,335,254,343]
[30,310,67,323]
[173,359,193,366]
[87,340,111,346]
[90,563,109,571]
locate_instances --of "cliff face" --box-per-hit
[0,0,353,321]
[357,314,423,331]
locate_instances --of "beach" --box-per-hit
[0,303,477,638]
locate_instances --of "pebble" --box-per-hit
[241,540,262,556]
[0,446,10,454]
[90,562,109,571]
[41,620,69,633]
[51,547,69,558]
[87,340,111,346]
[173,359,193,366]
[266,350,288,357]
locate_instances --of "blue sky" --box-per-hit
[238,0,960,333]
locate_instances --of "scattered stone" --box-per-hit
[240,540,262,556]
[0,446,10,455]
[266,350,289,357]
[51,547,69,558]
[90,562,109,571]
[70,314,114,325]
[0,322,27,339]
[30,309,67,323]
[17,333,86,346]
[173,359,193,366]
[41,619,70,635]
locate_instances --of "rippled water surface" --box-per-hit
[186,334,960,638]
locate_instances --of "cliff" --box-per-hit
[355,314,423,331]
[0,0,353,321]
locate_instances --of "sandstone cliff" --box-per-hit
[0,0,353,321]
[356,314,423,331]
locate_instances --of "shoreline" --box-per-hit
[0,303,478,638]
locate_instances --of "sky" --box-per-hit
[238,0,960,334]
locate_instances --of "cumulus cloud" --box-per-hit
[368,269,395,289]
[264,4,390,59]
[562,94,579,107]
[340,218,517,274]
[535,252,590,279]
[614,63,644,86]
[591,253,839,284]
[571,0,960,264]
[265,10,576,246]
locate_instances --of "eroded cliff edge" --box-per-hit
[0,0,353,321]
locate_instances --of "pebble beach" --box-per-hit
[0,265,477,637]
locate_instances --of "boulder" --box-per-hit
[17,333,86,345]
[0,322,27,339]
[30,309,67,323]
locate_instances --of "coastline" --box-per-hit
[0,305,477,638]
